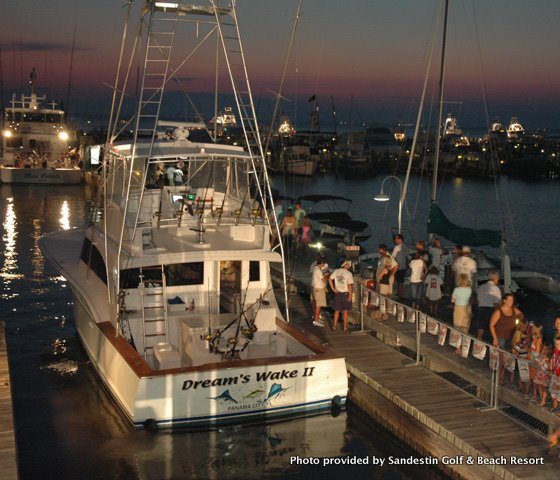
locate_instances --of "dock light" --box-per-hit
[374,175,403,234]
[58,131,69,141]
[2,129,12,138]
[373,190,390,202]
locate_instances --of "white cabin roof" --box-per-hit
[110,140,250,160]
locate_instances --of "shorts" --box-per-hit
[395,269,406,284]
[379,283,392,296]
[333,292,352,312]
[312,288,327,308]
[475,306,495,331]
[453,305,471,334]
[411,282,423,301]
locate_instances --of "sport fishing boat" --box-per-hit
[40,0,347,429]
[1,69,81,184]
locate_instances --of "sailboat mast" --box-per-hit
[431,0,449,203]
[65,25,77,118]
[263,0,304,155]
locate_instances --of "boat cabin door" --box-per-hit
[220,260,241,313]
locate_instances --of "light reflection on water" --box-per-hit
[60,200,70,231]
[31,218,45,283]
[1,197,24,297]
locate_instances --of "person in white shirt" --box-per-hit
[329,260,354,332]
[311,258,329,327]
[424,266,444,316]
[454,246,477,285]
[475,270,502,340]
[409,252,427,310]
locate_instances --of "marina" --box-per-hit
[1,0,560,478]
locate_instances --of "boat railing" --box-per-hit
[357,284,560,439]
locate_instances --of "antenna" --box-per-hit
[65,24,77,118]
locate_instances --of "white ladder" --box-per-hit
[140,265,169,355]
[212,2,265,187]
[132,3,179,153]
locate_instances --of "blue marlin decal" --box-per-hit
[265,383,290,401]
[209,389,238,404]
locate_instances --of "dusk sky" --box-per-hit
[2,0,560,129]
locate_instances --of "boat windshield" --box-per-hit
[106,152,251,213]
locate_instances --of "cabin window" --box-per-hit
[249,261,260,282]
[45,113,62,123]
[164,262,204,286]
[24,112,46,122]
[80,238,107,284]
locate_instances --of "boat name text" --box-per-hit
[181,367,315,391]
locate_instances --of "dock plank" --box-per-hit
[0,322,18,480]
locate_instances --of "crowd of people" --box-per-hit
[277,202,314,252]
[372,234,560,425]
[303,229,560,444]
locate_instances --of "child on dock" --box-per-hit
[534,343,552,407]
[529,324,544,402]
[511,319,530,392]
[549,337,560,412]
[424,266,443,316]
[300,216,313,253]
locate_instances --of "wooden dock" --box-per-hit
[326,329,560,479]
[0,322,18,480]
[275,255,560,479]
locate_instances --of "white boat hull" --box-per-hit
[72,291,347,429]
[284,159,317,176]
[0,167,82,184]
[511,271,560,296]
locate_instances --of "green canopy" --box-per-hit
[427,202,502,248]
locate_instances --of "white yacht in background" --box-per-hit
[507,116,525,140]
[279,144,317,176]
[1,69,81,184]
[40,0,347,429]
